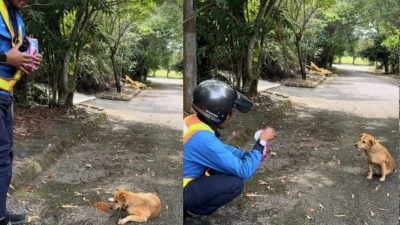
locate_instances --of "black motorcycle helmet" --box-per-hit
[192,80,253,126]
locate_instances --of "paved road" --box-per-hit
[270,64,398,118]
[84,77,183,130]
[9,78,183,225]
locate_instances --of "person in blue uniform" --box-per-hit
[183,80,276,225]
[0,1,42,225]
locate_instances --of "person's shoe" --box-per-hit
[184,216,212,225]
[4,212,25,225]
[0,218,12,225]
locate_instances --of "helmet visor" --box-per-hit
[234,91,253,113]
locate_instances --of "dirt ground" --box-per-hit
[9,115,182,225]
[210,94,399,225]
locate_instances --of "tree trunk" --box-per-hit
[383,60,389,73]
[111,53,122,92]
[183,0,196,115]
[295,39,306,80]
[352,56,355,64]
[58,0,89,107]
[242,36,257,94]
[58,47,73,106]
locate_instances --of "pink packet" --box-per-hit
[25,37,39,72]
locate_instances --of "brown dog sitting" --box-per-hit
[111,187,161,224]
[354,133,396,182]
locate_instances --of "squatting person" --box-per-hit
[183,80,276,224]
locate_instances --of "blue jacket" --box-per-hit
[0,4,25,78]
[183,127,262,180]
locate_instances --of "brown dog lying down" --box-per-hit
[111,187,161,224]
[354,133,396,182]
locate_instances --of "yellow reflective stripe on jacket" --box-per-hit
[183,178,193,188]
[183,114,215,187]
[183,114,214,144]
[0,0,24,91]
[0,70,21,91]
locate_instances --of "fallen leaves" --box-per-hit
[258,180,268,185]
[335,214,346,218]
[245,193,268,197]
[27,215,40,223]
[74,192,84,197]
[95,201,111,212]
[61,204,78,209]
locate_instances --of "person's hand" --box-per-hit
[32,53,43,65]
[6,42,35,74]
[260,127,276,142]
[25,53,43,73]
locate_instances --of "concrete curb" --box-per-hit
[98,89,141,101]
[284,76,327,88]
[10,112,107,193]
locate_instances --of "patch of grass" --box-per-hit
[334,56,371,65]
[149,69,183,79]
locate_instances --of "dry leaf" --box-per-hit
[306,215,312,220]
[351,194,355,199]
[319,204,326,209]
[374,185,381,191]
[258,180,268,185]
[309,208,315,212]
[335,214,346,217]
[370,211,375,217]
[61,204,78,208]
[245,193,267,197]
[74,192,83,197]
[27,215,40,222]
[95,201,111,212]
[378,208,388,211]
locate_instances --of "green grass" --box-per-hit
[334,56,371,65]
[149,69,183,79]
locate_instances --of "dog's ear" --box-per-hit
[369,138,376,146]
[116,187,126,192]
[361,133,367,138]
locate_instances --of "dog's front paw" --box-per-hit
[379,177,386,182]
[367,175,372,179]
[118,219,126,225]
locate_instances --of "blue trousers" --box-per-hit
[183,174,244,216]
[0,95,13,218]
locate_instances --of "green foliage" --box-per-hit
[16,0,182,104]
